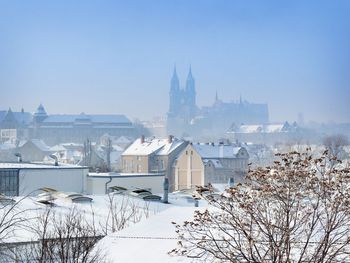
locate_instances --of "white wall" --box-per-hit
[87,175,164,195]
[19,168,88,196]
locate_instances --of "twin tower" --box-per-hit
[168,66,197,123]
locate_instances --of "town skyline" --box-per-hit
[1,1,349,123]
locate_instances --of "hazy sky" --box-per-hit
[1,0,349,123]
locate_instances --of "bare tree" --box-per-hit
[323,134,349,159]
[0,195,34,261]
[171,149,350,262]
[18,207,106,263]
[102,194,152,234]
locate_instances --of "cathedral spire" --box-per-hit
[187,65,193,80]
[172,65,178,81]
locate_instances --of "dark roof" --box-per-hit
[0,110,33,127]
[43,114,131,124]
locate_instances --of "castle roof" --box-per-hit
[42,114,131,124]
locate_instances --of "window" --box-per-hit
[0,169,19,196]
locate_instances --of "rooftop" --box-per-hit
[0,162,88,170]
[193,144,246,159]
[122,137,186,156]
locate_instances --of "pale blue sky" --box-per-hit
[0,0,349,123]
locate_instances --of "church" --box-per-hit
[167,67,269,138]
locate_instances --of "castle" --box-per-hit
[167,67,269,138]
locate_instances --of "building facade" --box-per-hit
[0,108,32,143]
[0,105,141,146]
[121,135,188,179]
[166,67,269,138]
[0,163,88,196]
[227,121,301,145]
[173,143,249,191]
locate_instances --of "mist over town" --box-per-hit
[0,1,349,262]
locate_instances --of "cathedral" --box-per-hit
[167,67,269,138]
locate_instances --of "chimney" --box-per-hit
[228,177,234,187]
[140,135,145,144]
[163,177,169,204]
[167,135,173,144]
[219,144,224,158]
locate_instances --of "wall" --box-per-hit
[121,155,149,173]
[86,174,164,195]
[173,144,204,191]
[19,168,88,196]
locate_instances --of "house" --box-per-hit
[17,139,53,162]
[30,104,139,145]
[50,143,84,164]
[173,143,249,191]
[121,136,188,182]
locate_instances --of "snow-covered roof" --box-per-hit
[203,159,223,168]
[193,144,244,159]
[122,137,186,156]
[115,136,132,144]
[28,139,52,152]
[98,206,207,263]
[228,122,297,134]
[157,139,187,156]
[50,145,67,152]
[0,110,33,125]
[0,162,87,169]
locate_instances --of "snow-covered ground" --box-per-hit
[0,190,210,263]
[97,196,208,263]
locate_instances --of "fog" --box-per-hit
[1,0,349,123]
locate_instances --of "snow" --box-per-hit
[96,193,209,263]
[122,138,186,156]
[29,139,52,152]
[193,144,243,159]
[98,206,203,263]
[231,123,295,134]
[0,162,85,169]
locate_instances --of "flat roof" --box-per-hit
[0,162,88,170]
[88,172,165,178]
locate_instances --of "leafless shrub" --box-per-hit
[14,207,106,263]
[171,149,350,262]
[0,195,35,261]
[102,194,152,234]
[323,134,349,159]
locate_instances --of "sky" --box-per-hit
[0,0,349,123]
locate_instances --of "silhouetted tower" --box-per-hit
[32,104,48,139]
[168,66,181,116]
[185,66,196,118]
[33,104,48,123]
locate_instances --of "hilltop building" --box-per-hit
[167,67,269,138]
[0,108,32,143]
[0,105,141,145]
